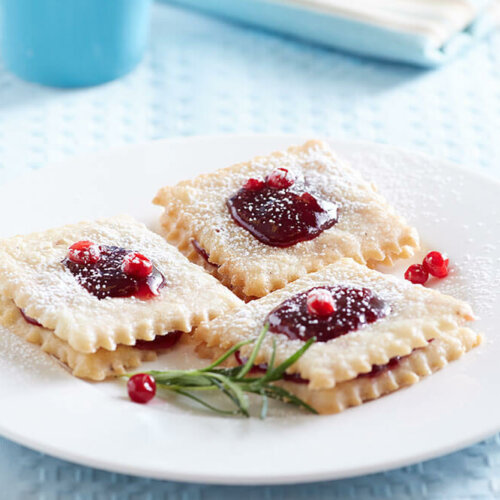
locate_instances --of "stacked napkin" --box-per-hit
[167,0,499,66]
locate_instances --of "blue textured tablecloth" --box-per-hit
[0,3,499,498]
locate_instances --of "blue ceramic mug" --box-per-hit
[0,0,152,87]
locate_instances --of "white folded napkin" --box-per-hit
[166,0,499,65]
[288,0,496,48]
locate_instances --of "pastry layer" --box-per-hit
[194,326,481,414]
[0,215,243,353]
[278,328,481,414]
[154,140,419,298]
[193,259,476,390]
[0,297,156,381]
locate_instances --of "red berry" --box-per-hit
[265,168,294,189]
[307,288,336,317]
[127,373,156,404]
[122,252,153,278]
[243,178,265,191]
[68,241,100,264]
[300,192,315,203]
[423,251,449,278]
[404,264,428,285]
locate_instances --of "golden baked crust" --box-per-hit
[0,215,243,353]
[154,140,419,298]
[194,327,481,414]
[279,328,481,414]
[193,259,477,390]
[0,297,156,381]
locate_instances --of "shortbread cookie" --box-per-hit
[0,297,157,380]
[194,327,480,414]
[154,140,419,298]
[193,259,479,394]
[0,215,242,354]
[280,330,480,414]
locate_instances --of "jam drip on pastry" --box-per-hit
[20,309,42,326]
[266,286,390,342]
[191,239,219,268]
[234,350,309,384]
[227,168,338,247]
[134,331,182,350]
[19,306,181,351]
[63,242,165,300]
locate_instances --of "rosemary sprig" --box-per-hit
[126,325,317,417]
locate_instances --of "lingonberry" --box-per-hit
[404,264,428,285]
[243,178,265,191]
[423,251,449,278]
[265,168,294,189]
[67,241,101,265]
[306,288,336,317]
[127,373,156,404]
[122,252,153,278]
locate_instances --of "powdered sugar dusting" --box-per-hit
[0,215,240,352]
[0,325,66,383]
[347,144,500,328]
[158,140,418,297]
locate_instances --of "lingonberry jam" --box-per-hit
[227,171,338,247]
[134,331,183,350]
[63,245,165,300]
[266,286,390,342]
[20,309,42,327]
[191,239,219,268]
[357,342,432,379]
[358,355,404,378]
[234,350,308,384]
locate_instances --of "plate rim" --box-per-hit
[0,134,499,485]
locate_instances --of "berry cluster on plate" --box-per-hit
[0,140,481,415]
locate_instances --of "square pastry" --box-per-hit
[0,296,158,380]
[192,259,481,414]
[0,215,242,379]
[154,140,419,299]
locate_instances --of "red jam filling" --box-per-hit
[266,286,390,342]
[226,172,338,247]
[134,331,183,350]
[358,342,432,379]
[20,309,42,327]
[63,245,165,300]
[18,308,181,352]
[191,239,219,268]
[358,355,404,378]
[234,350,309,384]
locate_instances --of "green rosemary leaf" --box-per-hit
[155,373,215,388]
[259,385,318,415]
[125,324,317,417]
[264,336,316,383]
[236,324,269,379]
[208,377,249,416]
[171,388,241,416]
[267,337,277,375]
[210,366,245,377]
[209,373,250,416]
[200,338,254,372]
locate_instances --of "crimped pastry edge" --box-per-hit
[0,296,157,381]
[0,215,243,353]
[194,326,482,414]
[155,139,419,298]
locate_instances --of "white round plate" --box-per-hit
[0,136,499,485]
